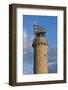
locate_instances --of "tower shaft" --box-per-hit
[32,25,48,74]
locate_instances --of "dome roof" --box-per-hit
[35,27,46,33]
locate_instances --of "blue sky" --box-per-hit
[23,15,57,74]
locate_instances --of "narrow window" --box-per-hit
[44,43,45,45]
[44,54,46,57]
[41,43,43,45]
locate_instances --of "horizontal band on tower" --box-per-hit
[32,42,48,47]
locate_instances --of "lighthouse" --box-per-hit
[32,25,48,74]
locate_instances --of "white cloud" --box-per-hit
[23,51,27,55]
[23,31,33,49]
[48,62,53,66]
[24,31,27,39]
[48,62,56,66]
[23,31,28,49]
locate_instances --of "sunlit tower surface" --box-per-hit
[32,25,48,74]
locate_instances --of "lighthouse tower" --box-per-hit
[32,25,48,74]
